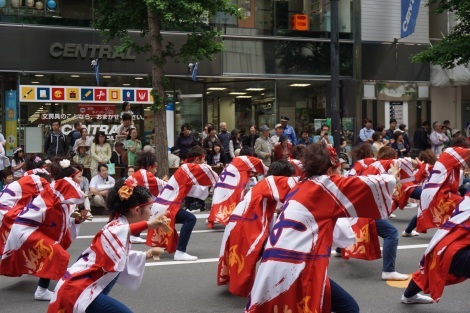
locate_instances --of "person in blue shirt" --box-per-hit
[297,129,314,145]
[313,124,334,146]
[280,116,297,145]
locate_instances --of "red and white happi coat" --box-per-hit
[289,159,305,177]
[0,174,51,253]
[414,162,433,185]
[147,163,218,252]
[24,168,50,176]
[48,216,146,313]
[218,176,299,297]
[0,177,84,280]
[347,157,376,177]
[246,174,396,313]
[208,156,268,228]
[418,147,470,233]
[412,194,470,302]
[132,169,167,198]
[342,158,414,261]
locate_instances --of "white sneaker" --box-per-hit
[130,236,146,244]
[401,293,433,304]
[34,288,53,301]
[389,213,397,218]
[174,250,198,261]
[330,250,342,258]
[402,230,420,237]
[382,271,409,281]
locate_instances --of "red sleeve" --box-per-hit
[129,221,148,235]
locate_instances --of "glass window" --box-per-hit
[223,39,353,77]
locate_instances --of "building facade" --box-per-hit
[0,0,357,156]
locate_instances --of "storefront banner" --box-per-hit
[20,85,154,104]
[4,90,18,156]
[401,0,421,39]
[78,104,116,117]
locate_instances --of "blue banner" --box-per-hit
[401,0,421,38]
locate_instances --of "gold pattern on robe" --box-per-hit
[215,203,237,223]
[274,304,293,313]
[345,223,370,255]
[432,197,455,226]
[22,239,54,273]
[228,245,245,274]
[151,226,173,246]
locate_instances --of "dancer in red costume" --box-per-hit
[48,180,169,313]
[208,150,268,228]
[147,146,219,261]
[0,159,85,300]
[218,160,298,296]
[246,143,398,313]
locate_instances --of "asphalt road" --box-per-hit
[0,207,468,313]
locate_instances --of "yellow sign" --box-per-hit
[21,86,35,100]
[66,88,80,101]
[108,89,121,101]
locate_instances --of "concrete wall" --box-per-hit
[431,86,461,129]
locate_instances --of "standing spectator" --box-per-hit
[391,131,410,158]
[202,126,221,159]
[430,121,449,157]
[110,142,128,167]
[68,122,82,154]
[451,128,461,139]
[175,123,197,161]
[229,129,243,159]
[115,113,135,145]
[0,131,5,146]
[376,126,390,146]
[0,143,5,170]
[358,117,374,144]
[270,124,284,148]
[0,169,14,190]
[72,128,93,154]
[371,131,386,158]
[44,120,67,160]
[280,116,297,145]
[313,124,334,145]
[89,163,115,210]
[243,125,259,149]
[169,146,181,168]
[218,122,232,162]
[398,124,410,147]
[254,125,272,167]
[11,147,25,179]
[441,125,451,147]
[121,101,134,117]
[199,123,213,143]
[90,131,112,177]
[126,128,142,166]
[443,119,452,137]
[73,142,92,170]
[208,142,228,166]
[297,129,314,145]
[273,134,293,161]
[413,120,431,152]
[386,118,397,141]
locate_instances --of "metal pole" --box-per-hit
[330,0,341,151]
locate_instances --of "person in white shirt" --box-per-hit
[89,163,116,209]
[430,121,449,157]
[169,146,181,168]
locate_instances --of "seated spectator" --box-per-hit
[73,142,92,170]
[110,142,128,166]
[298,129,314,145]
[89,164,115,210]
[169,146,181,168]
[0,169,14,190]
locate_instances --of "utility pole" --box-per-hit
[330,0,341,151]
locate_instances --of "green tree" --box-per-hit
[412,0,470,68]
[94,0,241,177]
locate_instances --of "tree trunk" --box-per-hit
[147,8,169,177]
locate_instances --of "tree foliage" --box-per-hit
[94,0,241,176]
[412,0,470,69]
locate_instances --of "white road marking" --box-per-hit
[88,213,210,223]
[76,229,223,239]
[144,243,430,266]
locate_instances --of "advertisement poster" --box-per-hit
[5,90,18,156]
